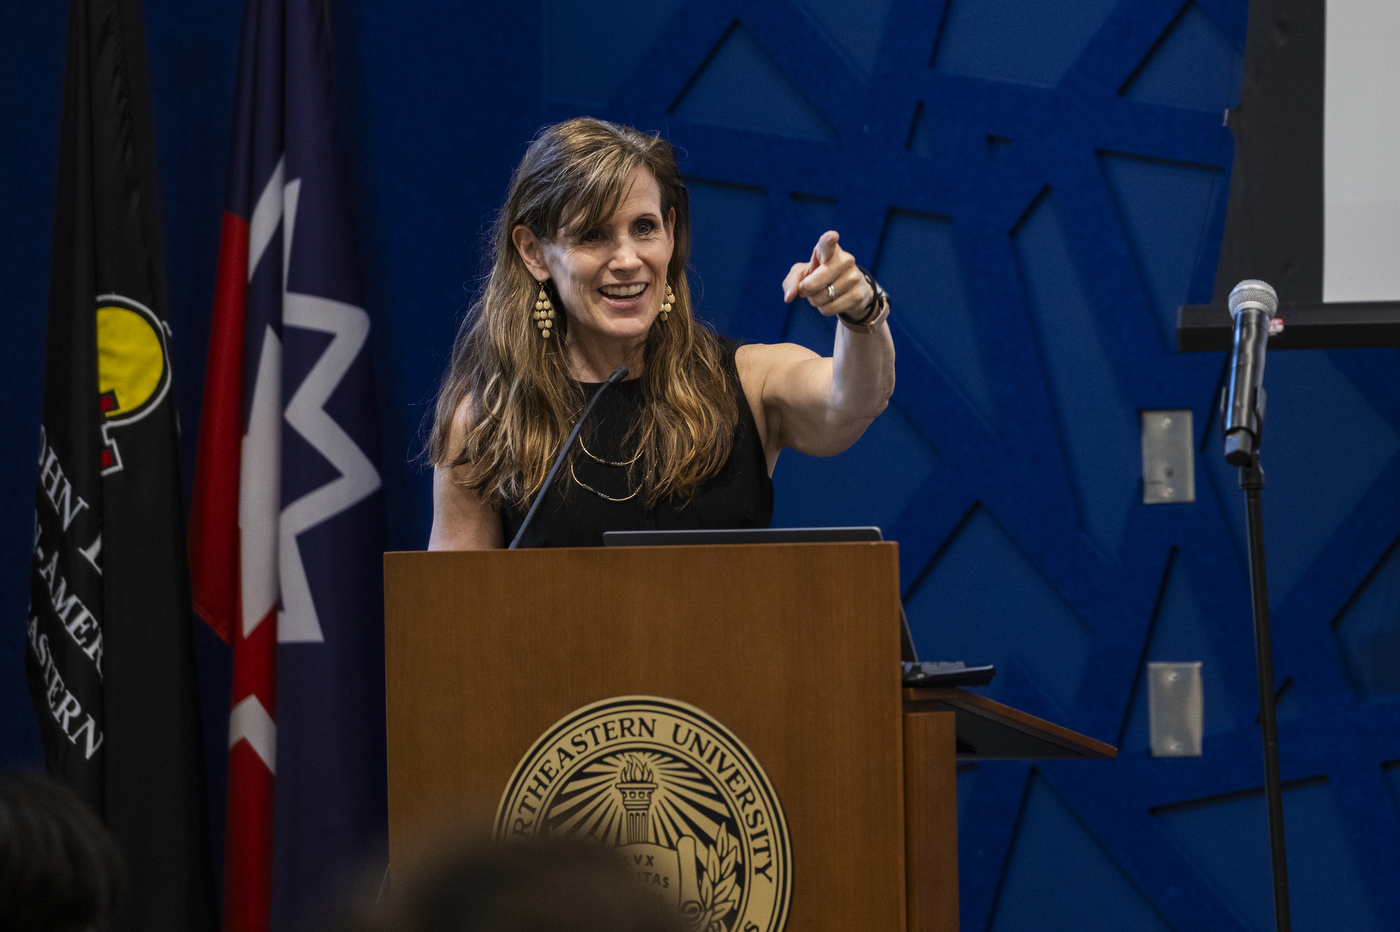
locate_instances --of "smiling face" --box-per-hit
[513,168,675,361]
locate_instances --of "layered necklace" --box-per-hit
[570,429,644,502]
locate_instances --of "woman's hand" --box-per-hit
[781,230,875,319]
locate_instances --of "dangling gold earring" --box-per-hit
[659,282,675,322]
[533,282,555,339]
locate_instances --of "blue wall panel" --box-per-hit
[1100,153,1223,350]
[1015,190,1141,557]
[907,507,1092,715]
[877,211,997,428]
[992,775,1173,932]
[1335,541,1400,700]
[6,0,1400,928]
[935,0,1121,87]
[1159,782,1384,932]
[685,179,772,332]
[1123,3,1244,112]
[673,23,839,142]
[546,0,686,106]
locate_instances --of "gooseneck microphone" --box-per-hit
[1223,280,1277,466]
[508,366,629,550]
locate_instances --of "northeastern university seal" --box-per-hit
[495,696,792,932]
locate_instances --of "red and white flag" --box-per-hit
[189,1,387,929]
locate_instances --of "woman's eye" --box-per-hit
[579,229,605,244]
[635,220,654,235]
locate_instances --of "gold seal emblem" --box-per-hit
[496,696,792,932]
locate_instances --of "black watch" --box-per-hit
[838,266,889,331]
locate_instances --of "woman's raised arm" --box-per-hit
[738,230,895,470]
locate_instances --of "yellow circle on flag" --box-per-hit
[96,303,165,419]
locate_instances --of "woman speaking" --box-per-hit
[428,118,895,549]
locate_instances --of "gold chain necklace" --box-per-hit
[569,403,642,500]
[577,434,642,466]
[569,460,642,501]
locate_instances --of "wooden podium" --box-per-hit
[384,543,1112,932]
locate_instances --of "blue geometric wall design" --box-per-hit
[671,22,837,142]
[454,0,1400,925]
[905,506,1092,715]
[1157,782,1384,932]
[546,0,687,105]
[531,0,1400,923]
[877,211,997,428]
[1100,152,1223,351]
[1122,3,1244,112]
[523,0,1400,925]
[1388,765,1400,822]
[686,178,770,335]
[1014,191,1140,558]
[790,192,837,232]
[770,396,938,532]
[1333,541,1400,700]
[934,0,1120,86]
[992,775,1172,932]
[795,0,897,78]
[907,103,936,158]
[773,301,939,531]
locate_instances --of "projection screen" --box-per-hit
[1323,0,1400,302]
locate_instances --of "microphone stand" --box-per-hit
[1221,279,1289,932]
[1239,449,1291,932]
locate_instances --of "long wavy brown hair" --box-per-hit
[428,118,739,510]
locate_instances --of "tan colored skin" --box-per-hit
[429,168,895,551]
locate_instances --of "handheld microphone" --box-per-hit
[1223,280,1277,467]
[508,366,629,550]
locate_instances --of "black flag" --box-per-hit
[27,1,215,931]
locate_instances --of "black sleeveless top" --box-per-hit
[501,340,773,548]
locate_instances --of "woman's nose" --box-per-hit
[609,237,643,270]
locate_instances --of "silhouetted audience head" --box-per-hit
[0,772,124,932]
[343,835,684,932]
